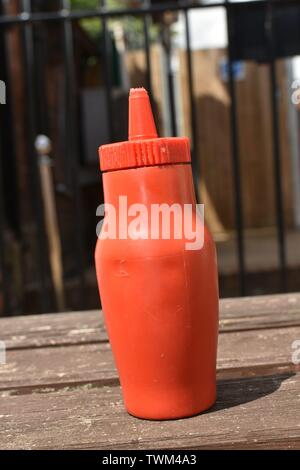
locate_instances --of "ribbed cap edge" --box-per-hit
[99,137,190,172]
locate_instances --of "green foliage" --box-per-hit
[71,0,98,9]
[78,18,102,41]
[71,1,135,10]
[70,0,159,48]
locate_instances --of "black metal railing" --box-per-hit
[0,0,299,315]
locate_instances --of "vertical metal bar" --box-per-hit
[100,0,114,142]
[270,59,287,291]
[143,0,153,97]
[0,0,12,315]
[266,1,287,292]
[0,123,9,315]
[184,8,200,203]
[0,0,20,239]
[61,0,86,307]
[34,22,49,135]
[21,0,51,312]
[226,1,246,295]
[164,23,177,137]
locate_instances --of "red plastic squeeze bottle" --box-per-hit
[95,88,219,420]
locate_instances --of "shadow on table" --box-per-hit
[210,372,295,413]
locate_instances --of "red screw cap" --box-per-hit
[99,88,190,172]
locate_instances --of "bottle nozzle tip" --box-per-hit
[129,87,148,98]
[128,87,157,141]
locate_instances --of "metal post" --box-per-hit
[0,128,9,316]
[35,135,66,312]
[266,1,287,292]
[162,22,177,137]
[226,1,246,295]
[100,0,114,142]
[21,0,51,312]
[184,8,200,203]
[143,0,153,98]
[61,0,86,307]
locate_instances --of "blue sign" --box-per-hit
[220,59,245,81]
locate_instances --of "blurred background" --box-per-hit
[1,0,300,316]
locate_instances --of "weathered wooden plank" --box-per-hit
[0,372,299,450]
[0,343,114,391]
[1,325,299,391]
[220,293,300,331]
[0,310,105,349]
[1,293,300,350]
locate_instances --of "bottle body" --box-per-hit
[95,164,219,420]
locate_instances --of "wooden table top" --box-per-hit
[0,293,300,450]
